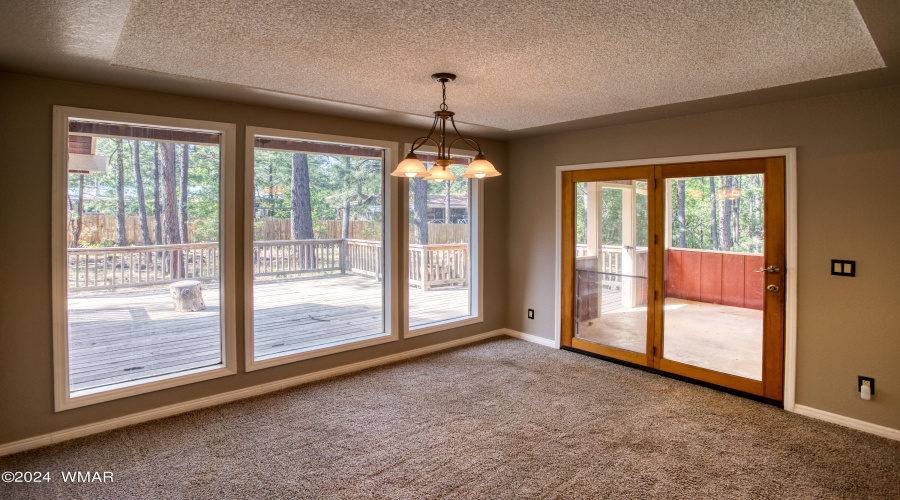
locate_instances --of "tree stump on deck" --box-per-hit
[170,280,205,312]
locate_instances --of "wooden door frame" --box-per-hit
[554,149,798,408]
[562,167,659,367]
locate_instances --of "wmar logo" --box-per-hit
[60,471,114,483]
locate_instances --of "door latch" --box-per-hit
[755,266,780,274]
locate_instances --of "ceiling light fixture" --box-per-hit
[391,73,500,181]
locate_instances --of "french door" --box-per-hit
[561,158,786,401]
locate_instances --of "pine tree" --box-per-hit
[413,177,429,244]
[160,143,181,276]
[179,144,190,243]
[153,143,162,244]
[709,176,718,250]
[132,140,151,245]
[114,139,127,247]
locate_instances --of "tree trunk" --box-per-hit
[723,176,733,251]
[444,180,451,223]
[73,175,85,247]
[755,174,763,248]
[413,177,429,244]
[733,176,742,248]
[291,153,315,268]
[677,180,686,247]
[180,144,190,243]
[153,143,162,245]
[169,280,205,312]
[269,161,275,212]
[290,153,314,240]
[115,139,127,247]
[341,196,351,239]
[132,140,151,245]
[709,176,718,250]
[160,143,181,276]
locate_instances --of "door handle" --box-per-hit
[767,284,780,292]
[755,266,780,274]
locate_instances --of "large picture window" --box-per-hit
[52,107,236,410]
[406,150,482,336]
[245,128,395,370]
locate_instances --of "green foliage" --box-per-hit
[68,138,474,247]
[670,175,763,253]
[575,184,629,246]
[252,150,384,229]
[575,176,762,253]
[68,137,222,245]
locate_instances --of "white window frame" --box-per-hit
[244,126,398,371]
[51,106,238,411]
[404,144,484,338]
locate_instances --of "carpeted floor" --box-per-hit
[2,337,899,499]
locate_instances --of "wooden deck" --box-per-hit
[67,274,468,393]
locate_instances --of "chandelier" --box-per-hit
[390,73,500,181]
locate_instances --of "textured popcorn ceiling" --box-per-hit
[110,0,883,131]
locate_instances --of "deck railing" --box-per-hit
[68,239,468,291]
[67,243,219,290]
[576,244,625,279]
[409,243,468,291]
[345,239,383,279]
[253,239,342,277]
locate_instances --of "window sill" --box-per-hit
[246,332,398,372]
[406,315,483,338]
[57,363,236,412]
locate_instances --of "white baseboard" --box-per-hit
[793,405,900,441]
[503,329,559,348]
[0,329,505,457]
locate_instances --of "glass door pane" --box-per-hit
[663,174,764,380]
[574,179,649,353]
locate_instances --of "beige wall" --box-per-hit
[0,72,508,445]
[506,85,900,430]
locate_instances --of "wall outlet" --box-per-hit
[859,376,874,396]
[527,309,535,320]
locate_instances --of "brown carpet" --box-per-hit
[2,337,899,499]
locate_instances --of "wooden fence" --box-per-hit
[255,218,468,245]
[67,239,468,291]
[72,215,469,246]
[69,214,166,246]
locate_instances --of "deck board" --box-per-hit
[67,274,469,393]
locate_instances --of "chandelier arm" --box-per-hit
[449,115,483,153]
[410,115,441,153]
[411,136,441,152]
[447,136,481,153]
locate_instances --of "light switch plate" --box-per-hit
[831,259,856,277]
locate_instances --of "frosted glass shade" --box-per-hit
[423,165,457,181]
[390,153,428,177]
[461,155,500,178]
